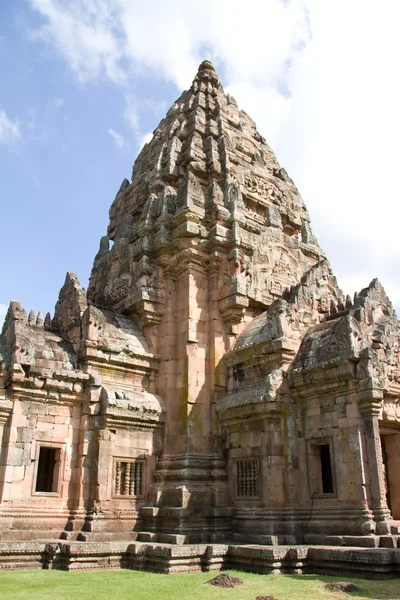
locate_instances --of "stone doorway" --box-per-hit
[380,428,400,520]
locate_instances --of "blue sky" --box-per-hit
[0,1,178,322]
[1,0,400,324]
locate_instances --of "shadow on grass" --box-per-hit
[275,573,400,600]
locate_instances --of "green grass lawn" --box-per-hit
[0,570,399,600]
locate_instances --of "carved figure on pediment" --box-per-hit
[264,299,289,339]
[388,369,400,384]
[13,335,35,366]
[269,280,282,296]
[225,181,243,208]
[243,198,264,224]
[388,340,400,367]
[387,337,400,383]
[294,288,315,324]
[244,175,259,195]
[350,321,364,353]
[103,274,132,305]
[239,255,252,284]
[82,305,107,347]
[287,303,301,334]
[320,316,363,362]
[244,175,283,206]
[272,256,291,279]
[135,256,159,290]
[357,347,387,389]
[250,265,269,291]
[129,257,165,309]
[207,180,224,209]
[382,400,399,421]
[372,357,387,389]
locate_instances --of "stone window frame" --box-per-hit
[307,437,337,499]
[31,441,65,498]
[112,457,145,499]
[234,457,261,501]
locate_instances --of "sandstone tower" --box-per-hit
[1,61,400,574]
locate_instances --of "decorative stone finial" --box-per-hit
[28,309,35,325]
[195,60,219,83]
[44,312,51,327]
[36,311,44,326]
[198,60,216,72]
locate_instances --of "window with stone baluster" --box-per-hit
[235,458,260,498]
[113,459,144,497]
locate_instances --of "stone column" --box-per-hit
[157,250,213,466]
[207,253,229,444]
[360,396,393,534]
[142,249,230,541]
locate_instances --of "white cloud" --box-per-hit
[28,0,311,156]
[0,303,8,328]
[29,0,125,83]
[0,109,21,149]
[28,0,308,92]
[27,0,400,311]
[271,0,400,311]
[108,127,125,148]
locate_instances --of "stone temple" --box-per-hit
[1,61,400,575]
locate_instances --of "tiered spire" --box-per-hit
[88,61,326,325]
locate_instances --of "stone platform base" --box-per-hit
[1,540,400,578]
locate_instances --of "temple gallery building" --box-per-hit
[1,61,400,575]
